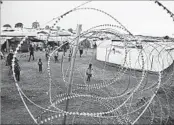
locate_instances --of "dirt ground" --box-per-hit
[1,49,174,125]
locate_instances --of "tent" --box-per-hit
[57,30,72,36]
[0,28,37,37]
[96,40,174,72]
[0,37,13,45]
[28,37,44,42]
[0,29,41,52]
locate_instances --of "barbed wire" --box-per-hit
[153,0,174,21]
[9,1,174,125]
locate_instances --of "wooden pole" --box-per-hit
[6,39,9,53]
[0,1,2,52]
[0,2,2,124]
[62,24,82,125]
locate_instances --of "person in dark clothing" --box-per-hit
[93,42,97,49]
[6,50,14,75]
[54,50,59,63]
[14,58,21,81]
[36,44,39,51]
[6,50,14,66]
[38,58,43,72]
[86,63,93,82]
[28,44,34,62]
[79,44,83,58]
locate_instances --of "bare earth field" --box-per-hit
[1,49,174,125]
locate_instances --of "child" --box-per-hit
[14,58,21,81]
[86,63,93,82]
[54,50,59,63]
[38,58,43,72]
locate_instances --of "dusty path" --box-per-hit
[1,49,174,124]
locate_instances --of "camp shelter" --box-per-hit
[96,40,174,72]
[0,28,37,52]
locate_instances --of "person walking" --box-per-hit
[0,51,4,59]
[79,44,83,58]
[86,63,93,82]
[93,42,97,49]
[6,49,14,65]
[6,49,14,75]
[28,44,35,62]
[14,58,21,81]
[38,58,43,72]
[54,50,59,63]
[36,44,39,51]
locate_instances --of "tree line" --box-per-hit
[3,21,74,33]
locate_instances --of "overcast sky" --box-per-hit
[1,1,174,37]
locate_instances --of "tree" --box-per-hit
[15,22,23,28]
[32,21,40,29]
[56,26,60,31]
[68,28,73,33]
[164,35,169,39]
[45,25,50,30]
[3,24,11,28]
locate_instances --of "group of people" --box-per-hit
[4,41,94,82]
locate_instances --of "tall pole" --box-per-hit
[62,24,82,125]
[0,0,2,52]
[0,1,2,124]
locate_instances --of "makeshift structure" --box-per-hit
[96,40,174,72]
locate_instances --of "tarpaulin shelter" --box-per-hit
[1,28,37,37]
[0,29,38,52]
[28,37,45,43]
[0,28,73,52]
[96,40,174,72]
